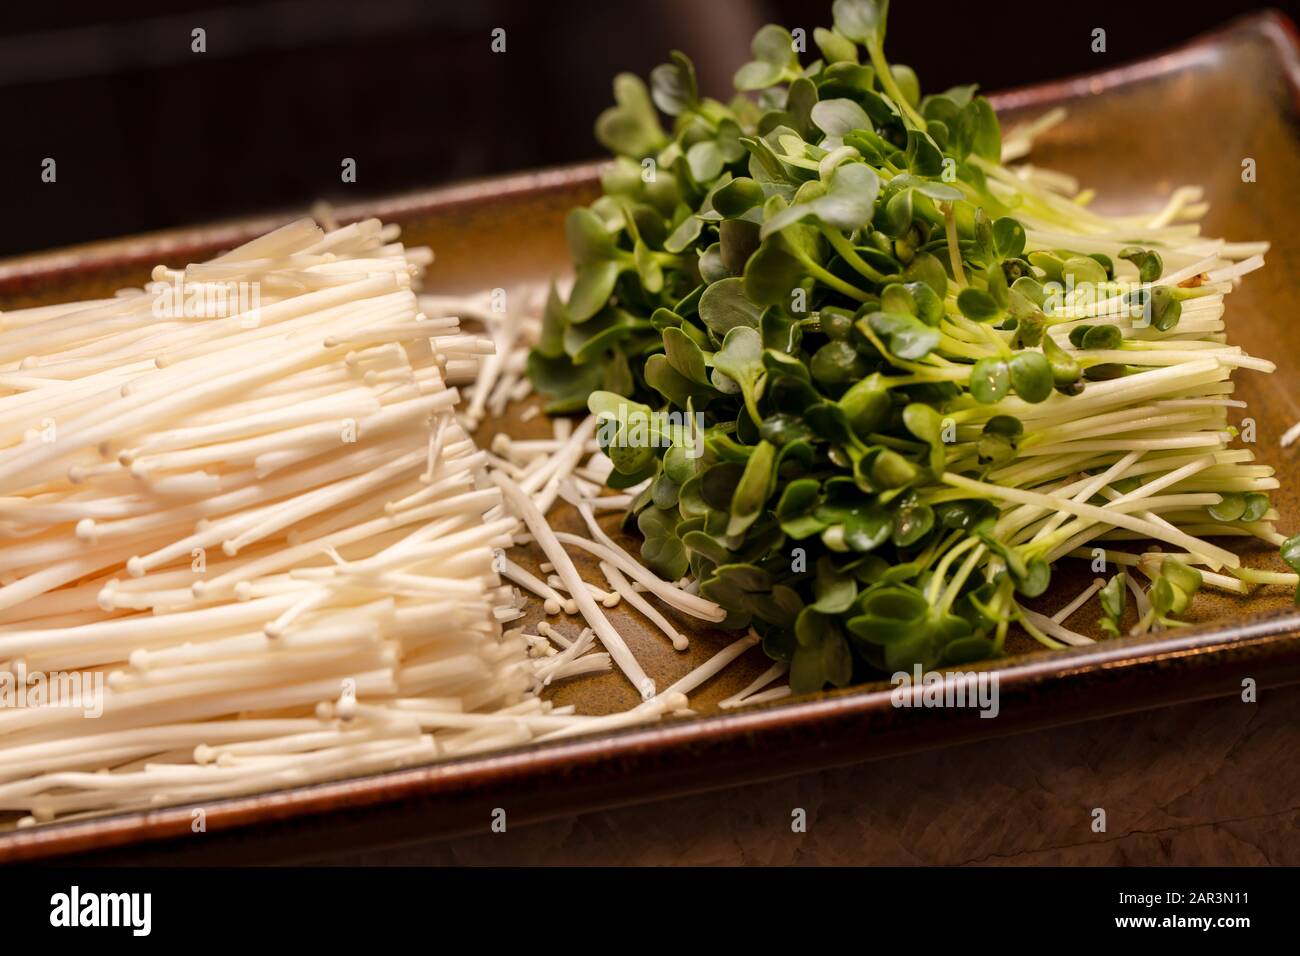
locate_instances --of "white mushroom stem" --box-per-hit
[493,471,654,700]
[600,561,688,651]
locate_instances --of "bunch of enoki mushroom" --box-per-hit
[0,218,723,823]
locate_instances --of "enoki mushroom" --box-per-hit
[0,218,762,825]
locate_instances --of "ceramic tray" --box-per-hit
[1,11,1299,864]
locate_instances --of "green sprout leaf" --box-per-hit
[527,351,604,414]
[760,161,880,238]
[957,287,1000,321]
[699,277,764,334]
[814,26,859,63]
[789,617,853,693]
[650,51,699,116]
[992,217,1026,259]
[1118,246,1164,283]
[661,325,713,384]
[1099,572,1127,637]
[728,440,776,538]
[901,403,947,475]
[977,414,1023,465]
[810,98,871,137]
[712,177,766,219]
[1008,350,1052,403]
[734,24,800,91]
[969,356,1010,404]
[713,325,766,424]
[864,311,939,360]
[638,505,689,580]
[595,73,667,158]
[832,0,884,46]
[743,220,821,306]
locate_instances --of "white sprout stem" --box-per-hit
[941,472,1239,568]
[493,471,656,700]
[660,630,762,699]
[569,499,725,620]
[718,661,789,709]
[1052,579,1104,624]
[600,561,688,651]
[1017,606,1093,647]
[553,530,726,622]
[730,685,791,707]
[501,559,575,615]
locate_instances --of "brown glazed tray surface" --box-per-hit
[2,12,1300,863]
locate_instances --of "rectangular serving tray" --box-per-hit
[2,11,1299,864]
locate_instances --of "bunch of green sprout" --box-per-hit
[529,0,1294,692]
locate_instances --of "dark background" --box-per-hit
[0,0,1295,257]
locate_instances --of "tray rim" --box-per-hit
[1,9,1299,864]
